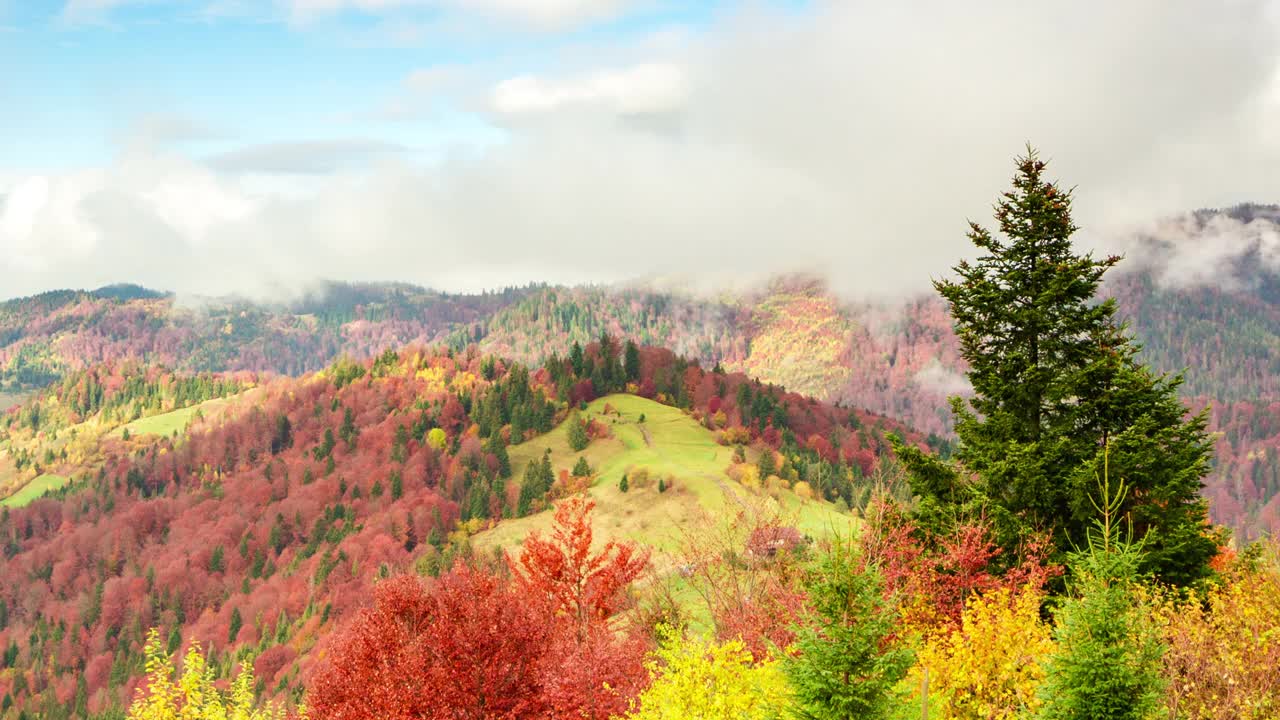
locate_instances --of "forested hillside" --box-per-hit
[0,283,531,392]
[3,207,1280,538]
[0,337,917,718]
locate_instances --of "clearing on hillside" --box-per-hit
[112,393,244,438]
[1,473,70,508]
[476,394,855,568]
[0,390,31,412]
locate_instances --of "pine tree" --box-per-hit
[598,332,620,391]
[785,540,912,719]
[485,433,511,478]
[228,607,242,644]
[1038,469,1165,720]
[567,412,590,452]
[517,451,555,517]
[757,448,777,479]
[619,474,629,493]
[572,456,592,477]
[624,339,641,383]
[892,148,1218,586]
[208,546,225,573]
[404,514,418,552]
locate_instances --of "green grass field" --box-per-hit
[1,473,69,507]
[116,405,203,438]
[112,393,242,438]
[476,394,854,567]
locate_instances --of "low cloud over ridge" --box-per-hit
[3,0,1280,301]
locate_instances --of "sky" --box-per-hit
[2,0,1280,301]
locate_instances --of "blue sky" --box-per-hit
[2,0,755,170]
[1,1,1279,301]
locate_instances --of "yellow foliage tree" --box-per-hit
[127,628,296,720]
[917,587,1054,720]
[426,427,447,451]
[1157,559,1280,719]
[623,627,791,720]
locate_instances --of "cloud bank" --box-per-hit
[4,0,1280,301]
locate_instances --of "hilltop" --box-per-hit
[476,393,853,565]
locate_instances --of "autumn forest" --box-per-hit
[0,155,1278,720]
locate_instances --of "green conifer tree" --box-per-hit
[228,607,242,644]
[567,412,590,452]
[785,540,912,719]
[624,339,641,383]
[485,433,511,478]
[1039,468,1165,720]
[892,148,1217,586]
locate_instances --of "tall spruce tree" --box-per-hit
[892,148,1218,587]
[624,339,641,383]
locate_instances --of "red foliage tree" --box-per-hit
[513,496,649,633]
[511,496,651,719]
[308,568,550,720]
[860,499,1058,628]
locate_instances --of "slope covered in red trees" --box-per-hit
[0,338,920,719]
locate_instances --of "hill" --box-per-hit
[477,393,853,566]
[0,340,914,719]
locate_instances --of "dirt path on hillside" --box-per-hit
[716,478,751,512]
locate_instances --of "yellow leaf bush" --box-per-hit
[918,587,1054,720]
[127,628,297,720]
[622,627,791,720]
[1157,560,1280,719]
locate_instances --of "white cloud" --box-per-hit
[59,0,221,24]
[914,362,971,397]
[61,0,131,21]
[491,62,686,116]
[457,0,633,29]
[207,140,410,174]
[7,0,1280,301]
[1112,209,1280,290]
[286,0,634,29]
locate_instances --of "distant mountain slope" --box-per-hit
[0,281,533,390]
[2,206,1280,536]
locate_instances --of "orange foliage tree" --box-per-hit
[511,496,652,719]
[309,496,651,720]
[307,567,550,719]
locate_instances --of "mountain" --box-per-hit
[0,341,920,718]
[2,207,1280,539]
